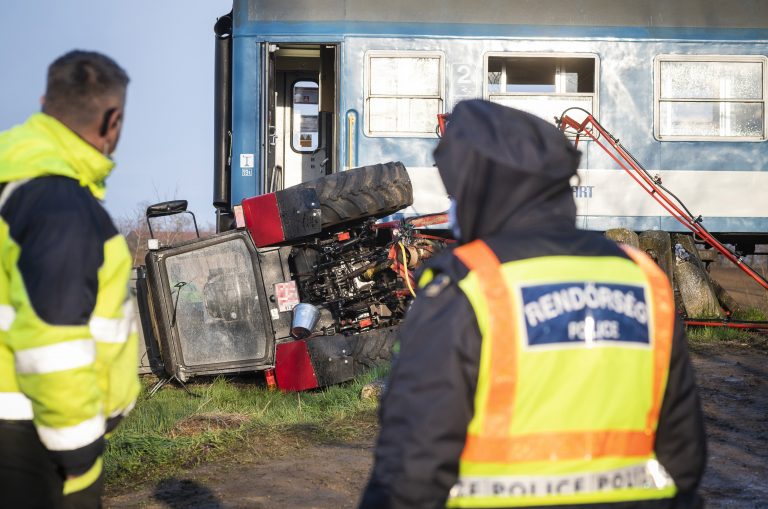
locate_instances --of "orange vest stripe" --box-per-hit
[454,240,517,439]
[619,245,675,433]
[461,429,655,463]
[454,241,673,465]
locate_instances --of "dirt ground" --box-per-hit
[105,267,768,509]
[105,439,376,509]
[709,266,768,316]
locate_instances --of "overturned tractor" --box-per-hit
[133,162,450,391]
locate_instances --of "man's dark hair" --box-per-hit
[43,50,129,129]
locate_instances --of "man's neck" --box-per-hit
[46,113,103,154]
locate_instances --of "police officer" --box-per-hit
[0,51,140,508]
[359,100,706,508]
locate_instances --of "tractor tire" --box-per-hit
[348,326,398,375]
[294,162,413,229]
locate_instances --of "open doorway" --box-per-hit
[264,43,338,192]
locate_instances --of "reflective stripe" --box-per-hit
[0,304,15,331]
[89,301,135,344]
[15,339,96,375]
[461,429,654,464]
[0,392,34,420]
[0,178,31,210]
[63,457,103,495]
[454,241,516,440]
[108,399,136,419]
[450,459,675,500]
[123,398,136,416]
[37,413,104,451]
[620,245,675,433]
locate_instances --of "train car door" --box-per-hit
[262,43,337,192]
[263,44,278,194]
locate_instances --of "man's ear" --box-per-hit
[40,95,46,109]
[110,109,123,134]
[99,107,119,137]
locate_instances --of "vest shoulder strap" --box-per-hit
[454,239,518,439]
[454,239,501,273]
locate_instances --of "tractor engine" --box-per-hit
[289,219,443,335]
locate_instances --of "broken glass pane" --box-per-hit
[165,239,268,367]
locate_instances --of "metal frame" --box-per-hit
[653,54,768,142]
[288,78,322,154]
[363,50,445,138]
[483,51,600,122]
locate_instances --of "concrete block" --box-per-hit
[605,228,639,249]
[672,234,725,319]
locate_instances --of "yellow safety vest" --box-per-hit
[446,240,677,507]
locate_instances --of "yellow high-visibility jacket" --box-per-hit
[0,113,139,490]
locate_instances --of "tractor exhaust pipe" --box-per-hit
[213,11,233,232]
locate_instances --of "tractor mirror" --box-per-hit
[145,200,199,240]
[146,200,189,218]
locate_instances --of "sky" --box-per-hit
[0,1,233,228]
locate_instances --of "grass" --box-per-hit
[686,307,768,348]
[104,365,388,491]
[109,305,766,492]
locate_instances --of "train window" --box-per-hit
[484,53,598,125]
[654,55,766,141]
[364,51,444,137]
[291,81,320,152]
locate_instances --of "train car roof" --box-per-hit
[236,0,768,30]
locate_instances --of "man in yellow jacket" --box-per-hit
[0,51,140,508]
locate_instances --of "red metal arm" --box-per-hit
[557,111,768,293]
[436,114,450,137]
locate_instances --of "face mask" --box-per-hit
[102,141,116,163]
[448,198,461,241]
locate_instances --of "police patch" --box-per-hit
[519,282,650,348]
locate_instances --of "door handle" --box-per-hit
[268,125,277,147]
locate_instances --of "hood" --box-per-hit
[434,100,581,243]
[0,113,115,200]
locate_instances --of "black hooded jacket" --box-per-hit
[359,101,706,509]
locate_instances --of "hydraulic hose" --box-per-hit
[398,242,417,297]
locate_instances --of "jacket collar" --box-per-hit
[0,113,115,200]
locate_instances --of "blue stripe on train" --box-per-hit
[578,216,768,234]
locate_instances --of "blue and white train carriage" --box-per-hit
[212,0,768,251]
